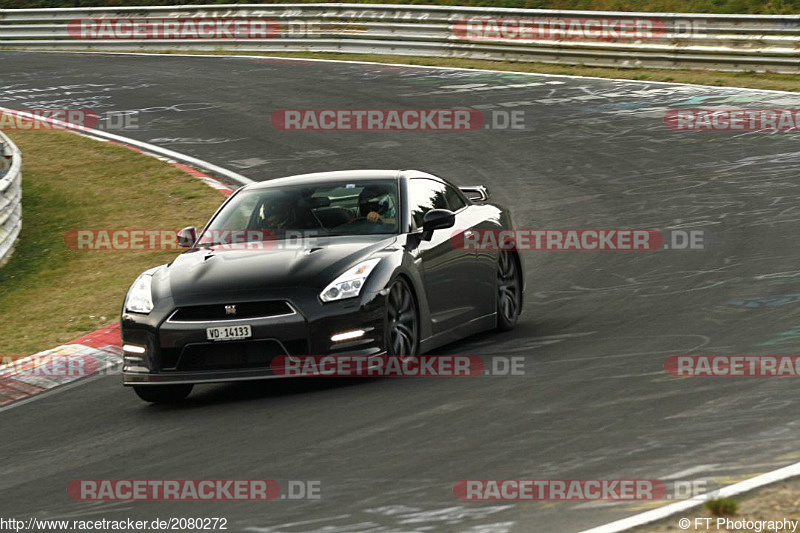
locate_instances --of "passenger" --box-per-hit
[359,185,397,226]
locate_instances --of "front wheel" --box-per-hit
[496,250,521,331]
[133,384,193,404]
[386,277,419,356]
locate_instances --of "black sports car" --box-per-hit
[121,170,524,403]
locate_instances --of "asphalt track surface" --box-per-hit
[2,51,800,533]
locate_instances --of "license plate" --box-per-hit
[206,325,252,341]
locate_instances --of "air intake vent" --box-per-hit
[169,301,294,322]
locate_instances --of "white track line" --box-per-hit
[11,49,800,96]
[579,461,800,533]
[0,106,253,187]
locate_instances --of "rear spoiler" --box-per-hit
[459,185,489,202]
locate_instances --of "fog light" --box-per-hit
[123,344,146,354]
[331,330,365,342]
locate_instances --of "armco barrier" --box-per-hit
[0,4,798,73]
[0,130,21,268]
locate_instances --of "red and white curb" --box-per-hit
[0,324,122,408]
[0,109,247,408]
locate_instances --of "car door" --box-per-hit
[407,177,478,334]
[444,182,498,319]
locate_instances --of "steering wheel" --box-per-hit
[339,217,384,233]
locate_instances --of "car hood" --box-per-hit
[160,234,397,301]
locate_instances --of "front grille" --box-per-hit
[176,339,288,371]
[169,301,294,322]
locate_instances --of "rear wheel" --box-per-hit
[387,278,419,356]
[133,384,193,404]
[496,250,521,331]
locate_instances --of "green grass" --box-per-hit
[0,127,225,355]
[3,0,799,14]
[704,497,739,516]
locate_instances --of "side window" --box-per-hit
[445,184,467,211]
[408,178,448,229]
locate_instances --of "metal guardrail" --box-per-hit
[0,130,21,268]
[0,4,798,72]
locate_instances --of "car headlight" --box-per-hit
[320,258,381,302]
[125,273,154,314]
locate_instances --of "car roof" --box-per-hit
[244,169,442,190]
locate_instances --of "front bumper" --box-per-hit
[122,289,387,386]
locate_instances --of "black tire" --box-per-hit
[496,250,521,332]
[386,277,419,356]
[133,384,193,404]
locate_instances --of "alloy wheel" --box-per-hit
[387,278,418,356]
[497,251,520,327]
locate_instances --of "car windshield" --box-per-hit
[197,179,400,246]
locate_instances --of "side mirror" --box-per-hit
[422,209,455,240]
[177,226,197,248]
[459,186,489,202]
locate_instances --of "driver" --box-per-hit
[359,185,397,226]
[258,194,295,230]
